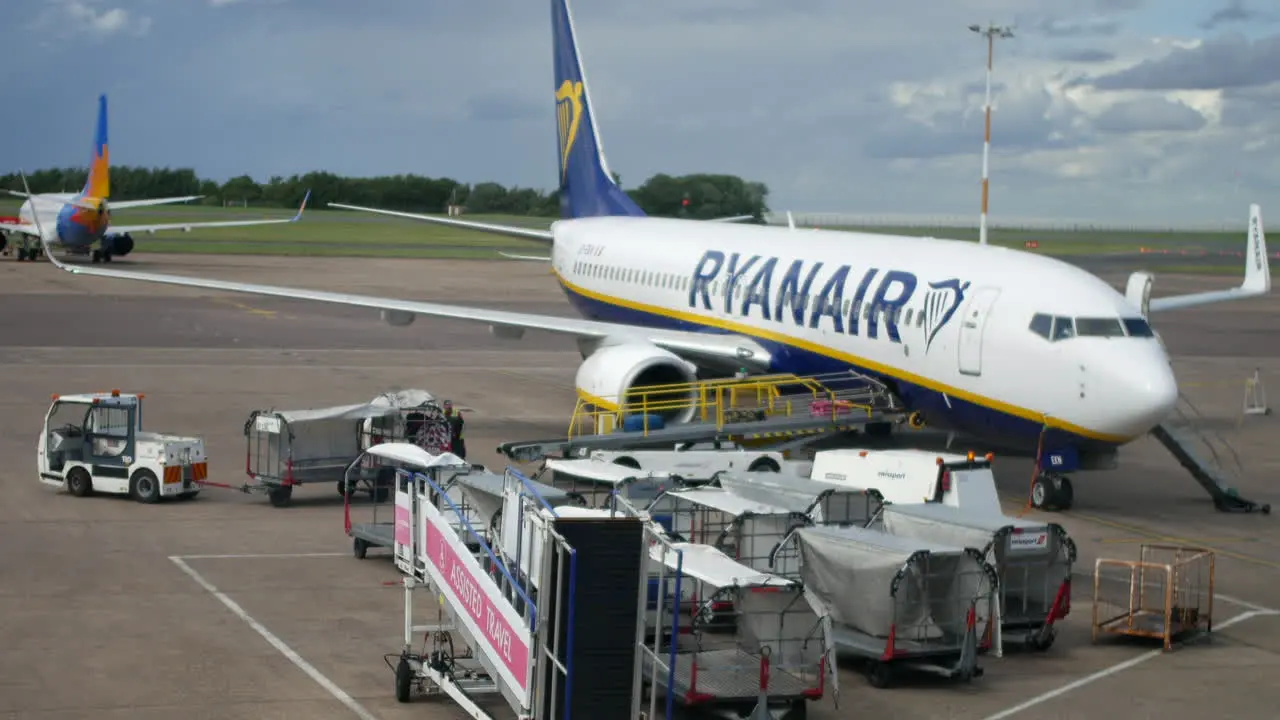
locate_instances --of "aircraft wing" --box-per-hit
[328,203,555,243]
[499,252,553,261]
[0,220,39,237]
[108,191,310,235]
[1148,203,1270,313]
[36,234,772,372]
[109,195,204,209]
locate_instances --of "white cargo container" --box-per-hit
[808,448,1002,513]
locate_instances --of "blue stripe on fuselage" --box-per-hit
[555,277,1116,458]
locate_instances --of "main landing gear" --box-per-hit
[91,248,112,263]
[1030,472,1074,511]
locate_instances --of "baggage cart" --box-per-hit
[343,444,469,560]
[870,501,1077,654]
[242,389,451,507]
[642,541,837,720]
[781,524,999,688]
[713,469,885,529]
[533,456,684,509]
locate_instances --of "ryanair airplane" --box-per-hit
[3,94,309,263]
[39,0,1270,512]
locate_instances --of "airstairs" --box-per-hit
[1150,394,1270,514]
[390,461,669,719]
[499,370,904,462]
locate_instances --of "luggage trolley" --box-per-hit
[779,524,1000,689]
[342,444,469,560]
[242,390,451,507]
[870,501,1077,654]
[643,542,837,720]
[646,486,810,628]
[534,456,688,509]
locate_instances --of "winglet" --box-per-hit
[291,190,311,222]
[1243,203,1269,294]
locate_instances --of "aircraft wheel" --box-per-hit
[102,251,113,263]
[1055,477,1075,510]
[91,249,102,263]
[1030,475,1055,510]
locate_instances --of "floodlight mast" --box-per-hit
[969,22,1015,246]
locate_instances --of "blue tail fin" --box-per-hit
[552,0,645,219]
[83,94,110,199]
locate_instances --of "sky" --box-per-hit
[2,0,1278,226]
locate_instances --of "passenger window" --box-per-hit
[863,304,872,319]
[917,310,925,327]
[1029,313,1052,340]
[905,308,914,325]
[842,299,850,315]
[1051,316,1075,341]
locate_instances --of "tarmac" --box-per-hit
[1,251,1277,720]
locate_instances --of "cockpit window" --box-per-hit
[1122,317,1154,337]
[1029,313,1052,339]
[1051,316,1075,341]
[1074,317,1126,338]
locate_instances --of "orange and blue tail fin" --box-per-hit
[552,0,645,220]
[83,94,110,199]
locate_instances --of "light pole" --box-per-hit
[969,22,1014,246]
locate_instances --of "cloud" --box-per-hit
[1199,1,1279,30]
[1089,33,1280,90]
[29,0,151,39]
[1093,97,1207,133]
[1053,48,1117,63]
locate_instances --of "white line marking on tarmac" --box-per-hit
[981,609,1280,720]
[169,556,380,720]
[174,552,348,560]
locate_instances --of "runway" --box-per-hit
[1,252,1277,720]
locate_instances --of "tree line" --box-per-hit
[1,167,770,220]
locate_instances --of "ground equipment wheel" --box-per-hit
[394,654,413,702]
[268,485,293,508]
[867,661,893,689]
[353,538,369,559]
[748,457,780,472]
[67,467,93,497]
[130,469,161,504]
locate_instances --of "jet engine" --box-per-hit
[107,233,134,257]
[575,342,699,425]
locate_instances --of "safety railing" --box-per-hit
[567,371,889,438]
[1169,394,1247,486]
[1091,544,1215,650]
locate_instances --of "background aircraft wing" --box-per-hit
[1149,203,1269,313]
[38,238,772,372]
[108,191,310,235]
[109,195,204,209]
[0,221,39,237]
[498,252,553,261]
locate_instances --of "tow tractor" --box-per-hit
[38,390,208,503]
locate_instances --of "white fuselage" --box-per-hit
[545,216,1178,453]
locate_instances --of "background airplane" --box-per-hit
[1,94,309,263]
[37,0,1270,514]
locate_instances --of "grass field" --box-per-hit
[0,198,1246,260]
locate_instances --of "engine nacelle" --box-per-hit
[107,233,134,256]
[381,309,416,327]
[576,342,698,425]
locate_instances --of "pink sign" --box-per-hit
[425,515,530,687]
[394,503,412,546]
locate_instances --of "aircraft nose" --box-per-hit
[1101,346,1179,438]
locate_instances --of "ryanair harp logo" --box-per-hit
[556,80,584,183]
[923,278,970,353]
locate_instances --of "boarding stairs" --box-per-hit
[499,370,905,462]
[1150,394,1270,514]
[392,465,655,719]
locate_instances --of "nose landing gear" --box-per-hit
[1030,473,1074,511]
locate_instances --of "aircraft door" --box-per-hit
[957,287,1001,376]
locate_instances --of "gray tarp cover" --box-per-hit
[717,470,878,525]
[793,524,989,639]
[879,503,1067,612]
